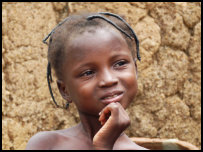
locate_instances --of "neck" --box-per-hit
[78,111,102,140]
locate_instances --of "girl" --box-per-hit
[26,12,147,150]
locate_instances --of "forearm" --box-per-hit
[93,142,114,150]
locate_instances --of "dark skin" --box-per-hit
[26,27,148,150]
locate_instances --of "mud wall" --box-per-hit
[2,2,201,149]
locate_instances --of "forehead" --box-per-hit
[65,27,130,61]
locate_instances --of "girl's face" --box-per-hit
[60,28,138,116]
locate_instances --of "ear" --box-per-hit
[134,58,138,79]
[57,80,72,103]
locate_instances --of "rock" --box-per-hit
[150,2,190,51]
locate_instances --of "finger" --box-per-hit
[99,107,111,124]
[98,107,112,125]
[99,113,106,122]
[100,110,111,123]
[101,118,107,126]
[99,114,108,126]
[99,102,121,125]
[115,102,124,111]
[116,103,131,126]
[102,103,119,119]
[115,102,128,114]
[114,102,130,121]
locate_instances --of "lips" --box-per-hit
[100,91,124,104]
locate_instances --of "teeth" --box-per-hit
[103,94,118,99]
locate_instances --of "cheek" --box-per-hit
[127,73,138,94]
[69,81,96,106]
[121,70,138,96]
[119,71,138,109]
[71,82,102,114]
[77,83,95,99]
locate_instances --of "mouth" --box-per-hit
[100,91,124,104]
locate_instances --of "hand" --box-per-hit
[93,102,130,150]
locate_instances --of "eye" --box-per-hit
[114,60,128,68]
[80,70,95,78]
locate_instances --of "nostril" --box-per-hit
[98,69,118,88]
[99,78,118,88]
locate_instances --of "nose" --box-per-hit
[98,68,118,88]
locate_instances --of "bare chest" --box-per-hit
[49,133,93,150]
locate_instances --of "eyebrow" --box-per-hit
[74,52,131,71]
[72,62,95,77]
[110,51,132,60]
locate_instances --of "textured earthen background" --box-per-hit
[2,2,201,150]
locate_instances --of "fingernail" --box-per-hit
[99,112,101,115]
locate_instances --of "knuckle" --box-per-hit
[110,102,119,109]
[113,104,119,109]
[121,120,130,128]
[126,119,131,126]
[121,118,131,127]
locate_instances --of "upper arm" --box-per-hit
[25,131,56,150]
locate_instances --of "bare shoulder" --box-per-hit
[25,125,84,150]
[25,131,59,150]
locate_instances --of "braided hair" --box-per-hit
[43,12,141,108]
